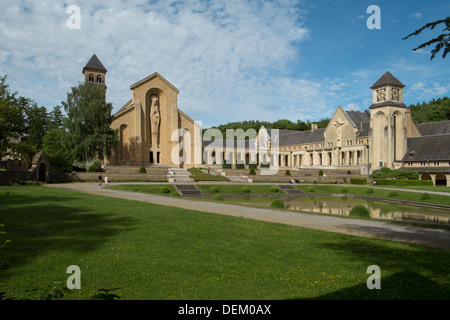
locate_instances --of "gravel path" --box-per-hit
[46,183,450,250]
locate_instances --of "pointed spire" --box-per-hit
[82,54,107,74]
[370,71,404,89]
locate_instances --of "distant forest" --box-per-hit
[206,96,450,136]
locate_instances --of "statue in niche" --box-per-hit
[333,119,346,146]
[150,95,160,145]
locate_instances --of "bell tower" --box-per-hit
[369,71,408,171]
[82,54,107,88]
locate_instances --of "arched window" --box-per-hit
[96,75,102,83]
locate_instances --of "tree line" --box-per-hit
[0,75,117,172]
[207,97,450,135]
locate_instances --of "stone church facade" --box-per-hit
[82,55,449,185]
[82,55,201,167]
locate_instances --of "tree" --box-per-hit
[48,105,66,130]
[0,75,38,161]
[24,104,48,151]
[62,82,118,163]
[43,128,73,172]
[402,17,450,60]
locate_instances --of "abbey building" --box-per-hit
[82,54,450,186]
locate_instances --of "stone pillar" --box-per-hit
[431,174,436,186]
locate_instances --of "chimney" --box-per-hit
[311,123,318,132]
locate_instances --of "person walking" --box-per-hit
[98,175,103,186]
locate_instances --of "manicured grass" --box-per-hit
[1,186,450,300]
[197,184,284,195]
[296,185,450,206]
[188,168,230,182]
[106,184,180,197]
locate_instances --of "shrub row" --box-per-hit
[350,178,367,185]
[374,179,434,186]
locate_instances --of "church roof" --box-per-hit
[415,120,450,136]
[370,71,405,89]
[403,133,450,162]
[266,128,325,146]
[82,54,107,74]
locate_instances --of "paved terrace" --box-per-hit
[46,182,450,250]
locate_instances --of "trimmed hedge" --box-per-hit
[249,163,258,170]
[374,179,434,186]
[139,166,147,173]
[270,186,280,193]
[249,168,256,175]
[241,186,251,193]
[210,186,220,193]
[350,178,367,185]
[159,186,170,193]
[235,163,245,170]
[270,199,285,209]
[349,205,370,218]
[222,163,232,169]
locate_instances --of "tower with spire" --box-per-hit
[82,54,107,88]
[368,71,414,171]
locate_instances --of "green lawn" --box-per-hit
[1,186,449,300]
[188,168,230,182]
[106,184,180,197]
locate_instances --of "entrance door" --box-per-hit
[38,163,46,183]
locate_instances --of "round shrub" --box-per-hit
[212,195,223,201]
[318,170,324,177]
[285,170,291,176]
[270,199,285,209]
[270,186,279,193]
[389,191,399,197]
[349,204,370,218]
[307,186,315,193]
[139,166,147,173]
[366,188,375,194]
[88,160,102,172]
[241,186,251,193]
[419,193,431,201]
[159,186,170,194]
[210,186,220,193]
[249,168,256,175]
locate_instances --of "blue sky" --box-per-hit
[0,0,449,128]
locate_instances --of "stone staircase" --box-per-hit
[174,184,203,196]
[277,184,305,195]
[167,168,193,183]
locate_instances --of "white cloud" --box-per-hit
[409,12,423,19]
[0,0,315,127]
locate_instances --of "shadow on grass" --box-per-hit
[307,240,450,299]
[0,188,138,275]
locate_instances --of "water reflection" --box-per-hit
[226,196,450,225]
[283,196,450,225]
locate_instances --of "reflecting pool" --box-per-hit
[222,196,450,225]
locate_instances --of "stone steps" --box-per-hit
[168,168,194,183]
[174,184,203,196]
[277,184,305,194]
